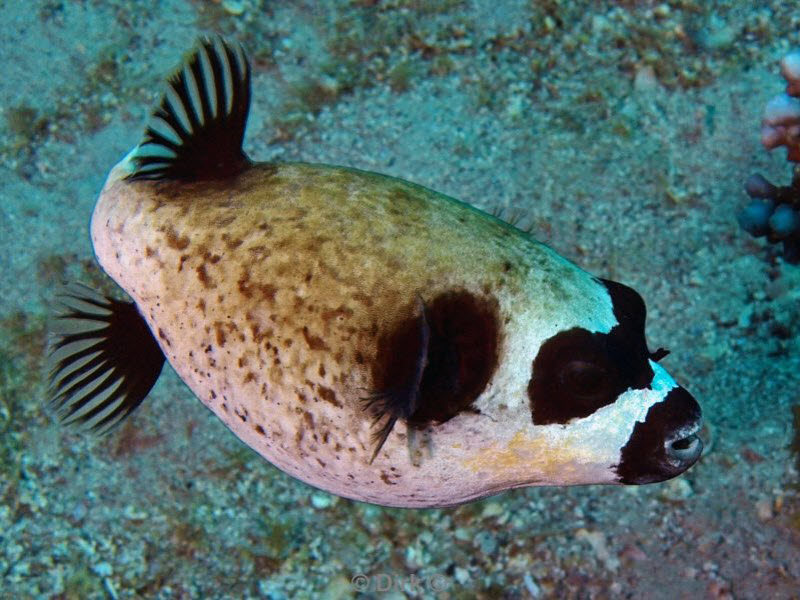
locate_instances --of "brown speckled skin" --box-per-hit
[90,158,642,508]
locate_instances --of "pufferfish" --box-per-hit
[47,38,703,508]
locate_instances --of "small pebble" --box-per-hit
[92,561,113,577]
[755,497,773,522]
[576,529,620,572]
[661,477,694,501]
[311,493,332,509]
[653,4,670,18]
[523,572,541,597]
[320,575,351,600]
[481,502,504,518]
[70,501,88,522]
[221,0,245,15]
[634,66,659,93]
[123,505,148,520]
[474,531,498,555]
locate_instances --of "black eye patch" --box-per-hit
[527,279,657,425]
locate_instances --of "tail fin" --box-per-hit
[127,37,251,182]
[46,284,165,433]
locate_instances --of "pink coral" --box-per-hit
[780,49,800,96]
[761,94,800,161]
[761,49,800,162]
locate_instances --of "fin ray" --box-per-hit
[362,296,430,463]
[127,37,251,182]
[58,371,122,425]
[46,284,166,433]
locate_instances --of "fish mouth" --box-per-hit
[616,385,704,484]
[664,418,703,468]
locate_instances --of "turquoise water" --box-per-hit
[2,1,799,598]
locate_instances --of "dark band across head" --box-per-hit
[527,279,661,425]
[127,37,251,182]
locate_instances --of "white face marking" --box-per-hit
[524,362,675,483]
[578,360,677,464]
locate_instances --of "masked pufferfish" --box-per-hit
[47,38,703,508]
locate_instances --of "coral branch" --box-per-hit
[780,49,800,97]
[739,49,800,264]
[761,94,800,162]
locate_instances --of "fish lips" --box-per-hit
[615,386,704,485]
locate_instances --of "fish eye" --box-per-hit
[560,360,610,400]
[529,328,627,425]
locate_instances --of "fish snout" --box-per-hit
[616,386,704,484]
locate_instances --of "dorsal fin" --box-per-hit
[127,37,251,182]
